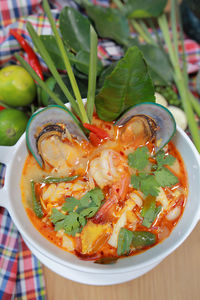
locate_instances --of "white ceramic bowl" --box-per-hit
[0,125,200,285]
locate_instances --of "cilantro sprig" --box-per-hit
[50,188,104,236]
[128,146,178,197]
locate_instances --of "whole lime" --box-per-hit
[0,65,36,107]
[0,109,29,145]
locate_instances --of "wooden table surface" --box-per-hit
[43,222,200,300]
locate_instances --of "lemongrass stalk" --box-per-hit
[138,21,157,46]
[87,26,98,123]
[131,20,153,44]
[170,0,179,64]
[147,18,164,50]
[26,22,80,116]
[189,92,200,117]
[15,53,77,114]
[43,0,89,124]
[158,14,200,152]
[112,0,124,10]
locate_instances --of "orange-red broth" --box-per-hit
[21,116,188,261]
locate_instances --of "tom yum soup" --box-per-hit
[21,104,188,262]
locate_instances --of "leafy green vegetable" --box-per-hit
[141,196,162,228]
[129,146,178,197]
[117,228,156,255]
[85,4,130,46]
[154,167,178,187]
[155,150,176,169]
[75,50,102,76]
[117,228,133,256]
[139,44,174,85]
[59,7,91,53]
[128,146,149,170]
[40,35,73,71]
[31,180,44,218]
[95,46,155,121]
[50,188,104,236]
[124,0,167,18]
[140,174,160,197]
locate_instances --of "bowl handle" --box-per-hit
[0,145,16,208]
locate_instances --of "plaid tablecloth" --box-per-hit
[0,0,200,299]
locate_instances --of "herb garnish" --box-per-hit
[128,146,178,197]
[50,188,104,236]
[117,228,156,256]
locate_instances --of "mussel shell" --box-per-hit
[26,105,88,167]
[115,102,176,152]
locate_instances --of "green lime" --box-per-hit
[0,109,29,145]
[0,65,36,107]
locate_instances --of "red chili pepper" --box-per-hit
[89,132,101,146]
[83,123,110,140]
[0,106,5,111]
[10,29,44,80]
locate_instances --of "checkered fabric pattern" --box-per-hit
[0,0,200,299]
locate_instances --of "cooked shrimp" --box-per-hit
[89,149,129,188]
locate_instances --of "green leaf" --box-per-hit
[80,188,104,208]
[62,197,80,212]
[139,44,174,85]
[131,175,141,190]
[80,206,99,218]
[140,174,160,196]
[59,7,90,53]
[141,197,161,228]
[155,150,176,170]
[95,46,155,121]
[74,50,103,76]
[40,35,73,70]
[85,4,130,46]
[154,167,178,187]
[50,208,66,223]
[117,228,133,256]
[124,0,167,18]
[128,146,149,171]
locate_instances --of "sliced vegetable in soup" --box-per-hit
[21,110,187,262]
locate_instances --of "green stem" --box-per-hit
[26,22,80,116]
[43,0,89,124]
[15,53,68,109]
[131,20,153,44]
[170,0,179,65]
[138,20,157,46]
[189,92,200,117]
[87,25,98,123]
[112,0,124,10]
[158,14,200,152]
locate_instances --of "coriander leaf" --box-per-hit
[156,150,176,170]
[80,207,99,218]
[140,175,160,196]
[80,188,104,208]
[62,197,80,212]
[131,174,141,190]
[128,146,149,170]
[62,212,80,232]
[78,215,86,227]
[50,208,66,223]
[154,167,178,187]
[65,227,81,237]
[117,228,133,256]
